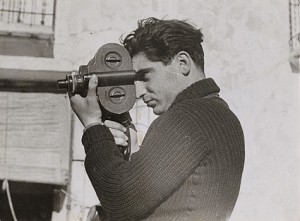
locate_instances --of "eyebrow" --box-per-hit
[135,67,154,80]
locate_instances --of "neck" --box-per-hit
[188,67,205,84]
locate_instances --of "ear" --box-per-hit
[174,51,192,76]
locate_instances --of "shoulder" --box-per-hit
[176,97,241,124]
[152,97,243,139]
[167,97,230,121]
[147,98,216,136]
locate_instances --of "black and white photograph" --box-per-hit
[0,0,299,220]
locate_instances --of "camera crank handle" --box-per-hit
[116,112,132,161]
[121,128,131,161]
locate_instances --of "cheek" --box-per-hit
[147,76,175,99]
[145,80,159,94]
[157,89,174,106]
[163,86,179,104]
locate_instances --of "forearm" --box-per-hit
[82,112,210,220]
[83,125,150,220]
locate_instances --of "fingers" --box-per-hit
[129,128,140,154]
[110,128,128,146]
[69,93,82,103]
[104,120,128,146]
[115,137,128,146]
[86,205,98,221]
[68,74,102,127]
[88,74,98,96]
[68,93,85,112]
[104,120,127,132]
[67,74,97,99]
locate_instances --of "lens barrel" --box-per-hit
[57,79,69,89]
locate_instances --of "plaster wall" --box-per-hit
[1,0,299,220]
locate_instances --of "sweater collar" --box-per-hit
[170,78,220,108]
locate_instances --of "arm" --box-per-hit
[83,107,212,221]
[69,75,210,220]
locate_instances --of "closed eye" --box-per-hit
[136,68,153,82]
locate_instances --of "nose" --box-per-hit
[134,80,146,99]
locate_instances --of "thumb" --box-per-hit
[88,74,98,96]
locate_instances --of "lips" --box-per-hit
[145,100,156,108]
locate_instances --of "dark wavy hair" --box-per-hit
[121,17,204,71]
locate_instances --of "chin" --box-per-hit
[152,106,166,116]
[153,110,161,115]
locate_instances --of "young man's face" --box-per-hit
[132,52,181,115]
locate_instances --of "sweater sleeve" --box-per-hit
[82,102,219,220]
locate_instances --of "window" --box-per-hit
[289,0,300,73]
[0,0,56,57]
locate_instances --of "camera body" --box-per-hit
[57,43,136,160]
[57,43,136,115]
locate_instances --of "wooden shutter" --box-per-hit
[0,92,71,185]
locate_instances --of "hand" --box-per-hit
[104,120,128,146]
[104,120,140,153]
[69,74,102,127]
[86,205,100,221]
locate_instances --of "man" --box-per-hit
[70,17,245,221]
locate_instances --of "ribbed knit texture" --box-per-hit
[82,78,245,221]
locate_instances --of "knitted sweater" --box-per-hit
[82,78,245,221]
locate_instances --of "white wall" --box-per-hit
[1,0,299,220]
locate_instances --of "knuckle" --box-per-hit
[104,120,113,127]
[115,138,123,146]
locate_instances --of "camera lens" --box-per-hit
[57,79,69,89]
